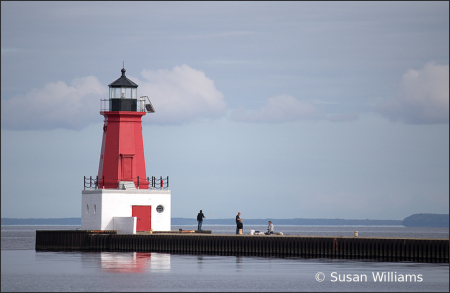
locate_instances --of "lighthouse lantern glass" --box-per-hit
[109,87,137,100]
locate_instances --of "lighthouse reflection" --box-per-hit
[99,252,171,273]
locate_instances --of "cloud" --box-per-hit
[137,64,227,125]
[1,76,107,130]
[230,95,323,123]
[376,62,449,124]
[1,65,227,130]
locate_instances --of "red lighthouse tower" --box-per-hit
[97,67,154,189]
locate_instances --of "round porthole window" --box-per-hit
[156,205,164,213]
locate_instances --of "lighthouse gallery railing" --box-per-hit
[84,176,168,190]
[100,97,153,113]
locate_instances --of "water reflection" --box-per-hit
[236,256,243,270]
[97,252,171,273]
[197,255,204,270]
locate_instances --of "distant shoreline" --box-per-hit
[2,214,447,227]
[1,217,403,226]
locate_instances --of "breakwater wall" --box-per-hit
[35,230,449,263]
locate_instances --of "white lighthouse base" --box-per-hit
[81,189,171,233]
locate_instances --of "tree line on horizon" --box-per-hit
[2,214,447,227]
[1,217,398,226]
[1,214,447,227]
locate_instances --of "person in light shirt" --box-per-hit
[265,221,274,235]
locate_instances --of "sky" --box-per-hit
[1,1,448,221]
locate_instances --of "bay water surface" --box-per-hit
[1,225,448,292]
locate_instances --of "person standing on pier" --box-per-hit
[197,210,205,230]
[236,212,241,234]
[237,218,243,234]
[265,221,274,235]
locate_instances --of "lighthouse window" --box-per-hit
[111,88,119,99]
[94,204,96,214]
[156,205,164,213]
[86,204,89,214]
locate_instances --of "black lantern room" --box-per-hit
[108,67,139,111]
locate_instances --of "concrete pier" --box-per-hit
[35,230,449,263]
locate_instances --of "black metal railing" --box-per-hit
[100,96,154,113]
[148,176,169,190]
[84,176,102,190]
[83,175,169,190]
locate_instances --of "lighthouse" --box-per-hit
[98,66,150,189]
[81,67,171,233]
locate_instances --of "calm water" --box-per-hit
[1,225,449,292]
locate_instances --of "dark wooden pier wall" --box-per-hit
[35,230,449,263]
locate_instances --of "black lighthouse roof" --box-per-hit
[108,67,138,88]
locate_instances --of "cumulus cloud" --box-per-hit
[230,95,323,123]
[1,64,227,130]
[376,62,449,124]
[1,76,107,130]
[136,64,227,125]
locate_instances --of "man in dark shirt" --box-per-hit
[197,210,205,230]
[236,212,241,234]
